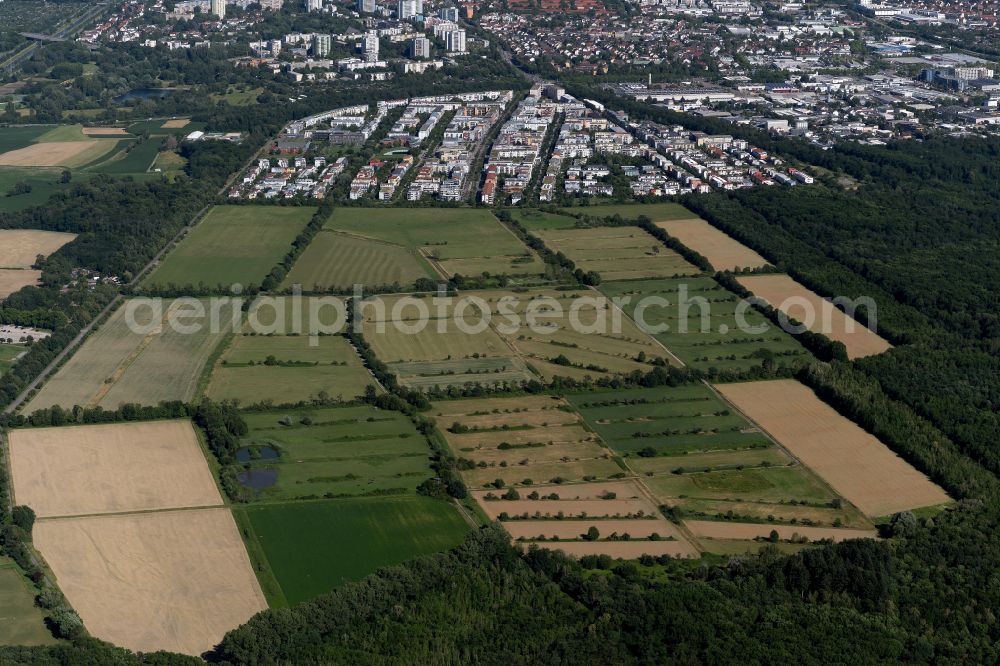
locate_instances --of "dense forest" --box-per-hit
[4,511,1000,664]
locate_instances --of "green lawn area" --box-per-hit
[645,465,837,504]
[35,125,89,142]
[0,127,50,153]
[0,167,86,212]
[510,208,578,230]
[389,356,535,390]
[324,207,530,260]
[205,335,378,405]
[599,277,810,373]
[144,205,314,290]
[87,138,159,174]
[557,202,694,222]
[282,230,436,291]
[238,496,470,605]
[235,405,433,501]
[209,86,264,106]
[126,119,206,135]
[0,344,26,376]
[152,150,187,173]
[566,384,772,456]
[0,559,57,646]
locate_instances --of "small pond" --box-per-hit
[235,446,280,463]
[113,88,174,104]
[237,468,278,489]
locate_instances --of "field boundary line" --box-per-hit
[35,503,228,522]
[589,285,686,367]
[451,497,479,529]
[3,293,122,415]
[82,304,178,408]
[607,442,704,556]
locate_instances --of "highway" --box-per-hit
[0,3,108,73]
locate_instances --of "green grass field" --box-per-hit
[510,209,578,230]
[151,150,187,174]
[324,208,541,279]
[599,277,810,373]
[282,230,436,291]
[566,384,772,456]
[0,559,57,646]
[88,138,159,174]
[325,208,525,258]
[236,405,432,500]
[0,167,88,212]
[239,496,470,605]
[35,125,89,142]
[145,205,314,290]
[645,466,836,504]
[0,127,50,153]
[557,202,694,222]
[205,335,377,405]
[389,356,535,390]
[363,314,511,364]
[534,227,699,280]
[126,119,206,136]
[0,344,26,376]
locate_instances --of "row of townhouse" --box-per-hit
[231,156,347,199]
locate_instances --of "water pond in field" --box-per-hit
[236,446,280,463]
[237,468,279,489]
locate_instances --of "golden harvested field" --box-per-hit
[35,508,267,656]
[0,269,40,299]
[685,520,877,543]
[484,478,700,557]
[461,458,621,488]
[476,497,655,520]
[736,274,892,359]
[162,119,191,128]
[534,226,700,280]
[81,127,129,135]
[656,219,769,272]
[8,421,223,518]
[474,480,646,502]
[0,140,118,168]
[433,395,620,488]
[25,299,235,412]
[505,519,675,540]
[0,230,77,268]
[678,498,873,530]
[628,448,792,476]
[524,540,696,558]
[715,379,951,516]
[433,395,578,423]
[457,429,603,466]
[472,480,658,517]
